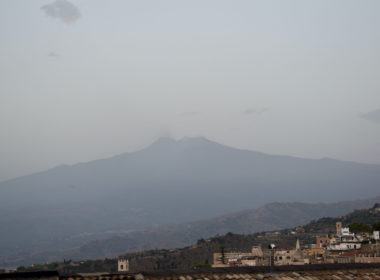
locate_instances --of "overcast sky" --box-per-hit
[1,0,380,182]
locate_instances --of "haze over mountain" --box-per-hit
[1,137,380,265]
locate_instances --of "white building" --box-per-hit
[340,227,351,236]
[373,231,380,240]
[328,242,361,251]
[329,224,362,251]
[118,258,129,272]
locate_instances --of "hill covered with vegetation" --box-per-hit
[17,204,380,274]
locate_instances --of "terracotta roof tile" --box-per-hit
[134,269,380,280]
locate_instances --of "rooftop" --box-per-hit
[141,267,380,280]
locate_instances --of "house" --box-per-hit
[118,258,129,272]
[309,246,325,259]
[328,222,362,251]
[274,240,309,266]
[328,237,362,250]
[316,236,330,248]
[355,252,380,263]
[212,246,266,267]
[373,231,379,240]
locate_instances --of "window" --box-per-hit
[120,265,123,269]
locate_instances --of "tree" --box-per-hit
[219,246,226,264]
[197,238,206,245]
[372,222,380,231]
[349,222,372,233]
[193,260,211,269]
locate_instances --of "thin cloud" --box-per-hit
[179,111,198,117]
[243,107,268,115]
[243,108,257,115]
[41,0,81,24]
[48,52,60,58]
[361,109,380,124]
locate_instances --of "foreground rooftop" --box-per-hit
[140,269,380,280]
[2,265,380,280]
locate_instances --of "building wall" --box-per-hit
[336,222,342,235]
[355,256,380,263]
[274,250,304,266]
[118,259,129,272]
[373,231,380,240]
[309,247,324,257]
[213,252,266,267]
[316,237,330,248]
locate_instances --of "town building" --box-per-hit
[118,259,129,272]
[328,222,362,251]
[373,231,379,240]
[212,246,266,267]
[212,221,380,267]
[273,240,309,266]
[316,236,330,248]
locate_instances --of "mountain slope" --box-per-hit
[1,137,380,264]
[63,196,380,260]
[19,203,380,274]
[2,197,379,267]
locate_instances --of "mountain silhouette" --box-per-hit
[1,137,380,265]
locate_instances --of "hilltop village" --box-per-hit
[116,205,380,272]
[212,221,380,268]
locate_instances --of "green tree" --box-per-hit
[372,222,380,231]
[349,222,372,233]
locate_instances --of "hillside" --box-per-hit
[61,197,380,260]
[1,137,380,266]
[20,204,380,274]
[4,197,380,268]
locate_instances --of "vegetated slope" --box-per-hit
[123,205,380,272]
[61,197,380,260]
[1,137,380,265]
[7,197,379,267]
[22,204,380,274]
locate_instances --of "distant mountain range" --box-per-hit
[1,137,380,266]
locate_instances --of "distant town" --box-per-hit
[211,206,380,268]
[114,204,380,272]
[109,204,380,273]
[2,204,380,280]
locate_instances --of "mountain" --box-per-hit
[1,137,380,265]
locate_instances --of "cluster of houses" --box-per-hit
[212,222,380,267]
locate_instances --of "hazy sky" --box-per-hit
[1,0,380,182]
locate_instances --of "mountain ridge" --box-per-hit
[1,137,380,266]
[4,136,378,186]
